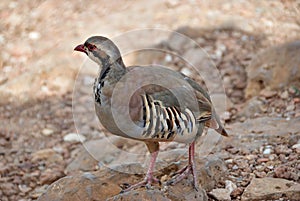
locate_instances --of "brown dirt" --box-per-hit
[0,0,300,200]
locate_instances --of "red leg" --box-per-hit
[189,141,199,190]
[121,150,160,193]
[166,142,199,191]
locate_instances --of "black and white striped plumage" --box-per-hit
[140,93,196,141]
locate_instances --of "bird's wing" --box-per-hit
[126,66,227,138]
[181,73,228,136]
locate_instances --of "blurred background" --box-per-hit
[0,1,299,200]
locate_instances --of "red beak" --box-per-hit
[74,44,87,55]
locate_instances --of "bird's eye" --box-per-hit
[86,43,97,51]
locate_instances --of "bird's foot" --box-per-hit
[166,165,191,185]
[171,164,189,177]
[166,165,199,191]
[120,175,160,193]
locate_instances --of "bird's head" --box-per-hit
[74,36,122,68]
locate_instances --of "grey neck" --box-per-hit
[98,57,126,83]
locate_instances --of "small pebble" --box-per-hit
[52,146,64,153]
[0,34,5,44]
[221,111,231,121]
[230,187,243,198]
[161,175,168,182]
[275,144,292,154]
[263,148,272,155]
[28,31,41,40]
[164,54,172,62]
[292,143,300,150]
[255,165,265,171]
[239,116,246,122]
[245,154,257,160]
[18,184,32,193]
[225,159,233,164]
[286,104,295,111]
[280,90,289,99]
[241,35,248,41]
[214,49,223,59]
[294,97,300,103]
[269,154,276,161]
[42,128,54,136]
[260,89,277,98]
[180,67,192,77]
[257,158,269,163]
[232,165,239,170]
[254,171,266,178]
[225,180,237,193]
[63,133,86,142]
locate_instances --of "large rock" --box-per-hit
[245,41,300,98]
[38,155,226,201]
[241,177,300,201]
[38,166,208,201]
[66,137,226,191]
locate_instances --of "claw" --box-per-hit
[166,142,200,190]
[170,165,188,177]
[166,164,191,186]
[120,175,160,193]
[120,150,160,193]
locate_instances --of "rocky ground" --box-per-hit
[0,1,300,201]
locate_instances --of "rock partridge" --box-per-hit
[74,36,228,192]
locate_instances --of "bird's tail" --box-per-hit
[205,110,228,137]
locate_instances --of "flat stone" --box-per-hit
[31,148,63,164]
[209,188,231,201]
[241,177,300,201]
